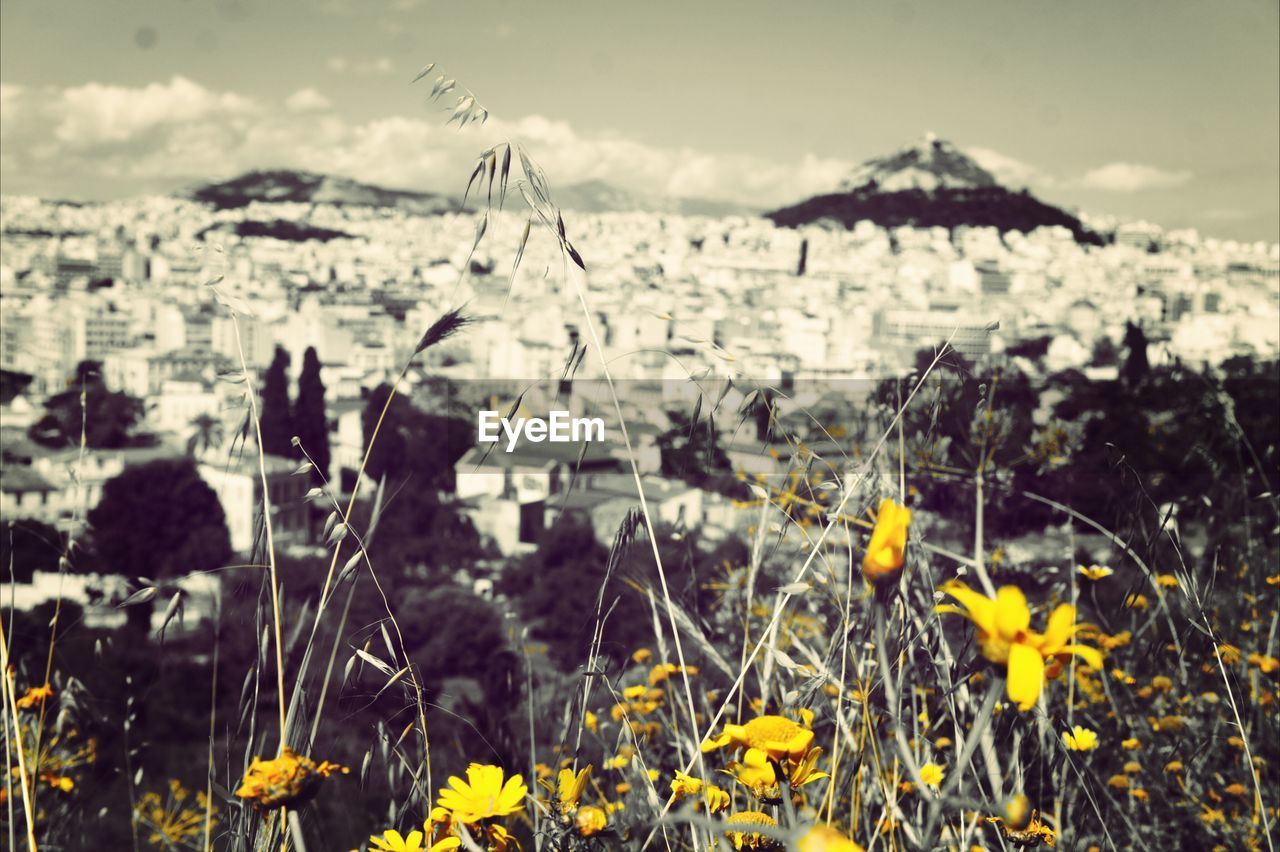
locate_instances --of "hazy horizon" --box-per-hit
[2,0,1277,241]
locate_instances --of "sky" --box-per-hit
[1,0,1277,240]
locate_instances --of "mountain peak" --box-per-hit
[838,134,997,193]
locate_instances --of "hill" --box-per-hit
[768,134,1105,244]
[185,170,455,214]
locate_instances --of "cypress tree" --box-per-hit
[260,345,294,457]
[295,346,330,483]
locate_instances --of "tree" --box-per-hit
[656,410,731,487]
[186,412,224,459]
[1,518,66,584]
[29,361,147,449]
[87,459,232,632]
[1121,321,1149,385]
[294,347,330,484]
[259,346,294,458]
[361,383,471,494]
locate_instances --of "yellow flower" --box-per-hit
[576,805,607,837]
[234,748,347,810]
[862,498,912,583]
[1121,738,1141,750]
[987,809,1056,847]
[938,582,1103,711]
[670,770,704,799]
[919,763,944,788]
[1077,564,1114,581]
[798,825,865,852]
[632,648,653,664]
[436,764,527,824]
[1248,652,1279,674]
[1216,644,1242,665]
[1156,574,1179,588]
[15,684,54,710]
[1164,761,1184,774]
[369,828,460,852]
[1063,726,1099,752]
[584,711,598,733]
[701,715,814,762]
[1123,761,1143,775]
[1124,593,1148,610]
[553,765,591,811]
[1107,774,1130,790]
[725,810,781,850]
[727,748,779,799]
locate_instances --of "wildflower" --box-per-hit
[986,808,1056,847]
[1156,574,1179,589]
[725,810,781,850]
[1248,652,1279,674]
[1077,564,1113,581]
[919,763,945,788]
[649,663,698,685]
[1131,788,1149,802]
[1121,738,1141,750]
[632,648,653,664]
[1124,593,1148,610]
[1002,794,1031,829]
[369,828,460,852]
[550,765,591,811]
[862,498,912,584]
[1151,675,1173,692]
[1063,726,1099,751]
[1123,761,1142,775]
[15,684,54,710]
[702,714,814,762]
[1267,574,1280,586]
[1107,774,1130,790]
[670,770,704,799]
[938,581,1103,711]
[1098,630,1132,651]
[1200,806,1226,825]
[436,764,527,824]
[1153,716,1186,735]
[234,748,347,810]
[1165,761,1183,774]
[1216,644,1242,665]
[576,805,607,837]
[797,825,865,852]
[1227,736,1245,749]
[1225,783,1247,796]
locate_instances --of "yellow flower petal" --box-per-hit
[1007,643,1045,711]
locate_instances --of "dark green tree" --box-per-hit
[656,410,731,487]
[1121,321,1150,385]
[260,346,294,458]
[295,347,330,483]
[29,361,147,449]
[87,458,232,632]
[361,383,471,494]
[1,518,66,584]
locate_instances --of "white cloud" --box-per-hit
[0,77,857,207]
[53,76,257,146]
[285,87,332,112]
[326,56,395,75]
[1080,162,1192,192]
[965,146,1047,189]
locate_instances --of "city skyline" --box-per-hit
[1,0,1278,241]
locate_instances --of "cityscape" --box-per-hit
[1,2,1277,850]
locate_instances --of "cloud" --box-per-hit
[326,56,395,75]
[0,76,856,207]
[1080,162,1192,192]
[285,87,332,113]
[965,146,1047,189]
